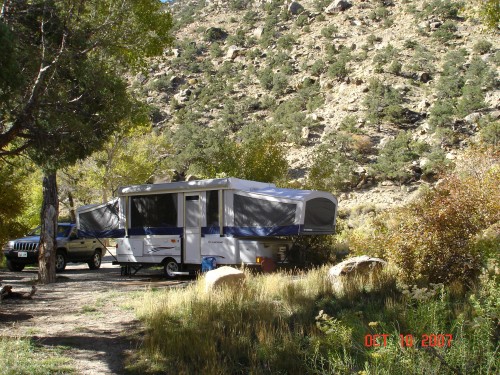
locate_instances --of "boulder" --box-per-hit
[328,256,387,292]
[253,27,264,39]
[329,256,387,278]
[205,266,246,291]
[325,0,352,14]
[225,45,242,60]
[288,1,304,15]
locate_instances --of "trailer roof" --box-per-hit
[117,178,275,196]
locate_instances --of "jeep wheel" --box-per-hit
[88,251,102,270]
[55,251,67,272]
[6,259,25,272]
[163,258,179,279]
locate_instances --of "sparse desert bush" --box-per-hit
[473,39,493,55]
[363,78,405,127]
[373,131,424,183]
[327,49,351,80]
[321,24,339,39]
[480,118,500,146]
[432,20,458,42]
[421,0,464,20]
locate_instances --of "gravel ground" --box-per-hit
[0,249,193,374]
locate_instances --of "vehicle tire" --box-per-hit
[163,258,179,279]
[88,250,102,270]
[6,259,25,272]
[55,251,67,272]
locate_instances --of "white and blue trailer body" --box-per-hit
[76,178,337,276]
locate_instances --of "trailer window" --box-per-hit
[79,200,120,235]
[206,190,219,227]
[304,198,336,232]
[234,194,296,227]
[130,194,178,228]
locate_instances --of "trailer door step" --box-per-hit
[171,271,190,276]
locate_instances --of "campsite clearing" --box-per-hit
[0,250,190,374]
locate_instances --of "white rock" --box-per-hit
[325,0,352,14]
[225,45,241,60]
[205,266,246,291]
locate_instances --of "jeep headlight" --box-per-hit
[2,241,14,251]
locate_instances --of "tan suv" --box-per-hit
[2,223,104,272]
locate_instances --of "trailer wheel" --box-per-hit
[163,258,179,279]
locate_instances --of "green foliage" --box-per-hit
[204,27,227,42]
[243,10,259,26]
[421,0,464,20]
[310,59,326,76]
[227,28,246,47]
[473,40,493,55]
[327,49,351,80]
[363,79,405,127]
[0,161,30,248]
[307,131,365,193]
[350,148,500,284]
[272,73,289,95]
[197,131,289,183]
[480,119,500,146]
[258,67,275,91]
[369,6,390,22]
[477,0,500,29]
[407,45,437,75]
[432,20,458,42]
[229,0,249,11]
[373,132,424,183]
[0,337,73,374]
[209,42,223,58]
[372,44,399,72]
[321,24,339,39]
[431,52,497,127]
[272,98,317,144]
[295,14,309,27]
[277,34,295,50]
[314,0,332,12]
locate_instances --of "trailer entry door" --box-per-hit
[184,194,202,264]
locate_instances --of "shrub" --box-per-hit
[373,131,423,183]
[226,28,246,47]
[310,59,326,76]
[421,0,463,20]
[272,72,289,95]
[432,20,458,42]
[363,79,405,127]
[295,14,308,27]
[327,49,351,80]
[351,148,500,284]
[258,67,274,90]
[243,10,258,26]
[373,44,399,72]
[277,34,295,51]
[480,119,500,146]
[321,24,339,39]
[473,39,493,55]
[369,6,390,22]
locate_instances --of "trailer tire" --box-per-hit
[163,258,179,279]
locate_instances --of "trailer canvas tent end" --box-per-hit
[76,178,337,277]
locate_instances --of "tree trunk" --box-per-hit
[68,191,76,223]
[38,171,59,284]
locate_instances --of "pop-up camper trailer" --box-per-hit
[76,178,337,277]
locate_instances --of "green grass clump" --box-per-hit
[0,337,74,375]
[129,266,499,374]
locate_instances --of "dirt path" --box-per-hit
[0,251,192,374]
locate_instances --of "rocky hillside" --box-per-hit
[133,0,499,213]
